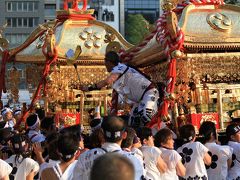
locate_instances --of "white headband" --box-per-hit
[28,115,40,130]
[1,108,13,116]
[183,136,193,142]
[14,109,21,116]
[105,131,121,138]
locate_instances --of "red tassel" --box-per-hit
[15,48,58,129]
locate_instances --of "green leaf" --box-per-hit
[125,14,153,45]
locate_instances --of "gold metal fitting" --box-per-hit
[171,50,182,59]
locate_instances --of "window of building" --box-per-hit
[34,2,38,11]
[6,18,11,27]
[12,2,17,11]
[7,2,38,12]
[45,4,56,9]
[7,2,11,11]
[28,18,33,27]
[18,18,22,27]
[5,33,29,45]
[34,18,39,26]
[17,34,22,43]
[18,2,23,11]
[23,2,28,11]
[6,17,39,28]
[11,35,17,44]
[104,0,114,5]
[12,18,17,27]
[102,9,114,22]
[23,18,28,27]
[28,2,33,11]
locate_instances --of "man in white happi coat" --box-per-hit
[73,116,145,180]
[81,51,159,127]
[26,114,45,143]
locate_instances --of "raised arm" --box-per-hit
[96,73,120,89]
[82,73,120,91]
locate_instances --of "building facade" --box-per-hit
[0,0,45,48]
[0,0,45,97]
[89,0,120,31]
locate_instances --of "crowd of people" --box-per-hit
[0,104,239,180]
[0,52,240,180]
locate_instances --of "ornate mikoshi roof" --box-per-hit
[180,4,240,51]
[8,10,132,64]
[126,4,240,67]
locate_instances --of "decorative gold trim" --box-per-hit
[187,52,240,58]
[179,4,240,51]
[9,21,55,56]
[58,58,105,65]
[183,42,240,50]
[206,13,232,32]
[186,52,240,83]
[179,4,197,32]
[89,20,133,49]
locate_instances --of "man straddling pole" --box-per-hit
[81,51,159,127]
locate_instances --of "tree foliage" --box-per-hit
[125,14,152,45]
[224,0,240,5]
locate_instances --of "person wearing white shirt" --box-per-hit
[5,134,39,180]
[33,133,61,179]
[154,128,186,180]
[177,124,211,180]
[81,51,159,128]
[226,123,240,180]
[41,133,79,180]
[73,116,144,180]
[0,159,12,180]
[26,114,45,143]
[137,127,167,180]
[199,121,233,180]
[121,127,145,165]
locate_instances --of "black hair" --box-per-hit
[136,127,152,144]
[46,132,60,161]
[0,121,7,129]
[121,127,136,149]
[105,51,121,66]
[57,133,79,162]
[105,51,151,81]
[179,124,196,143]
[35,108,45,120]
[154,128,172,148]
[0,127,14,145]
[26,114,38,127]
[89,128,105,149]
[226,123,240,141]
[199,121,216,143]
[118,115,130,127]
[60,124,81,142]
[90,118,102,128]
[90,153,135,180]
[40,116,55,132]
[10,134,31,164]
[101,116,125,143]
